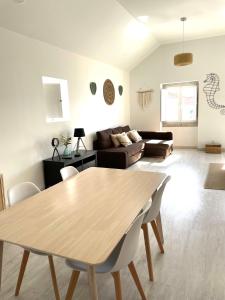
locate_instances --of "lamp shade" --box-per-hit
[74,128,85,137]
[174,53,193,66]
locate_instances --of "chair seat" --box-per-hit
[66,254,117,274]
[66,259,115,274]
[66,239,123,274]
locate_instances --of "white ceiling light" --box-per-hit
[137,16,149,23]
[125,19,150,40]
[174,17,193,66]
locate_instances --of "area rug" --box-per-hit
[204,163,225,190]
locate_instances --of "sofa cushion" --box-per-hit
[112,126,123,134]
[122,125,131,133]
[110,133,121,148]
[145,139,173,148]
[117,132,132,147]
[144,139,173,157]
[103,141,145,157]
[127,130,142,143]
[138,131,173,140]
[96,128,113,149]
[126,142,145,156]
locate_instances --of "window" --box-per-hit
[161,81,198,127]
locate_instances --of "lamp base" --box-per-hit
[74,137,87,157]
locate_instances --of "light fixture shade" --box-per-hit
[174,53,193,66]
[74,128,85,137]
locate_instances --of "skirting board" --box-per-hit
[174,146,197,149]
[174,146,225,152]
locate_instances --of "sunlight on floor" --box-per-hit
[130,151,203,216]
[151,153,181,167]
[134,153,182,169]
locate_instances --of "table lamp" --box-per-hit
[74,128,86,156]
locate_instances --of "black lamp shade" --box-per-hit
[74,128,85,137]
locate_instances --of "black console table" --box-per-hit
[43,150,97,188]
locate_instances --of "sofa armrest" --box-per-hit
[97,150,128,169]
[138,131,173,141]
[93,139,99,150]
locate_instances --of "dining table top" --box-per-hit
[0,167,166,265]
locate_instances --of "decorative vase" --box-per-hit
[63,145,71,158]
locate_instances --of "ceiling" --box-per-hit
[118,0,225,43]
[0,0,225,70]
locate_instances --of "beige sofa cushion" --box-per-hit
[117,132,132,147]
[127,130,142,143]
[110,134,121,148]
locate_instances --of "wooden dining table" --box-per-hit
[0,167,166,299]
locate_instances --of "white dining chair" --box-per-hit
[141,176,171,281]
[7,182,60,300]
[64,209,148,300]
[60,166,79,181]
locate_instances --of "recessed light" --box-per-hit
[126,19,150,40]
[137,16,149,23]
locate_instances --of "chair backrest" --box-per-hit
[110,207,147,272]
[143,176,171,224]
[60,166,79,181]
[7,182,40,207]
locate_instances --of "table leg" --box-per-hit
[0,241,3,289]
[156,212,164,244]
[88,265,98,300]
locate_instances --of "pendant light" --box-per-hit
[174,17,193,66]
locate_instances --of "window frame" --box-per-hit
[160,81,199,127]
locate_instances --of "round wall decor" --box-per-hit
[103,79,115,105]
[118,85,123,96]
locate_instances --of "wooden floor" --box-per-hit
[1,149,225,300]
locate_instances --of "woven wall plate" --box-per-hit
[118,85,123,96]
[103,79,115,105]
[90,82,97,95]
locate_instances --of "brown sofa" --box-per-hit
[93,125,173,169]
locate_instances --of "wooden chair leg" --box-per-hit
[15,250,30,296]
[151,220,164,254]
[156,212,164,244]
[65,270,80,300]
[48,255,60,300]
[142,224,154,281]
[111,271,122,300]
[128,261,147,300]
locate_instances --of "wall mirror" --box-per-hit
[42,76,70,123]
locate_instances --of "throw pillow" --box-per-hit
[127,130,142,143]
[110,134,121,148]
[117,132,132,147]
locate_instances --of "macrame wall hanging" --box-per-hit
[137,89,154,109]
[203,73,225,115]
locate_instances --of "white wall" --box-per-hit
[130,35,225,148]
[0,27,130,191]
